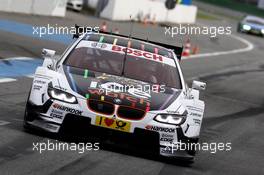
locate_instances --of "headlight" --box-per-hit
[154,114,186,125]
[243,24,251,31]
[261,29,264,34]
[48,87,77,104]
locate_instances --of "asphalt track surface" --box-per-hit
[0,11,264,175]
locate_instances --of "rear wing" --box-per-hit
[73,25,183,60]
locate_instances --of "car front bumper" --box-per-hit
[25,101,196,160]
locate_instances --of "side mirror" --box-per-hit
[192,81,206,91]
[42,48,56,58]
[42,48,56,69]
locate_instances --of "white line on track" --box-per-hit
[183,22,254,59]
[12,118,23,122]
[183,35,254,59]
[26,74,35,79]
[0,78,17,83]
[0,120,10,126]
[1,57,35,61]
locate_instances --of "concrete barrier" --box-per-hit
[0,0,32,14]
[167,5,197,23]
[87,0,99,9]
[99,0,197,24]
[32,0,67,17]
[0,0,67,17]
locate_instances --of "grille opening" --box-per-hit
[117,106,146,120]
[88,99,115,115]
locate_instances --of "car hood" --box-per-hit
[64,66,182,111]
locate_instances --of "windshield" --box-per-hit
[64,40,182,89]
[246,19,264,25]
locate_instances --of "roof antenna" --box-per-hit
[128,15,134,38]
[145,24,150,42]
[121,15,134,76]
[180,36,184,49]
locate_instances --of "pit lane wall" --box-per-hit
[0,0,67,17]
[99,0,197,24]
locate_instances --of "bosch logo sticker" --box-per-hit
[112,45,164,62]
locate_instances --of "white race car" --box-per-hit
[24,29,206,162]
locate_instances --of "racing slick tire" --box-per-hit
[23,103,31,130]
[23,89,34,131]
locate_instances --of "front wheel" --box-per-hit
[23,101,31,130]
[23,88,33,130]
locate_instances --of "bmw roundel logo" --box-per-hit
[114,98,122,104]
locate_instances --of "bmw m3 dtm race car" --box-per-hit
[24,28,206,162]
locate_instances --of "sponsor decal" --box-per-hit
[95,116,131,133]
[50,113,63,119]
[33,85,42,91]
[186,106,203,113]
[160,146,173,154]
[166,110,179,114]
[160,137,174,142]
[34,80,46,84]
[190,112,202,117]
[145,125,176,133]
[54,86,67,91]
[75,41,175,66]
[112,45,164,62]
[193,118,201,125]
[52,104,83,115]
[160,133,174,143]
[33,79,47,90]
[50,109,64,119]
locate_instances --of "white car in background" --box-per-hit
[238,15,264,37]
[67,0,84,12]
